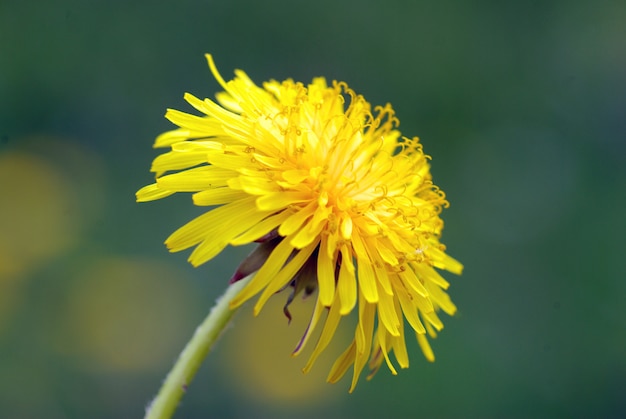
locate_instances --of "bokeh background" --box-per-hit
[1,0,625,417]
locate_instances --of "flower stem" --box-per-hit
[144,274,252,419]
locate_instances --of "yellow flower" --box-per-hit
[137,54,463,391]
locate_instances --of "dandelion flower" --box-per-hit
[137,54,463,392]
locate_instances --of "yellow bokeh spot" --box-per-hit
[56,256,198,372]
[0,136,106,337]
[0,135,105,281]
[220,294,350,405]
[0,151,76,280]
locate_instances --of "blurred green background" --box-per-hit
[1,0,624,417]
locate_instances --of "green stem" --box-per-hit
[145,274,252,419]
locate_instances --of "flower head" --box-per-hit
[137,54,463,391]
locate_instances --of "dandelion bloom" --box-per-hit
[137,54,463,391]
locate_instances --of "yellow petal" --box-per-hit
[337,245,357,315]
[351,233,378,303]
[229,210,291,246]
[417,332,435,362]
[303,292,342,373]
[327,341,356,384]
[230,237,295,309]
[392,276,426,334]
[157,166,233,191]
[234,175,279,195]
[293,298,325,356]
[165,196,260,253]
[390,297,409,369]
[375,327,397,375]
[351,295,375,392]
[316,237,336,307]
[339,215,353,240]
[376,283,401,336]
[154,129,192,148]
[278,201,315,237]
[192,188,247,206]
[136,183,174,202]
[150,150,208,173]
[256,191,309,211]
[252,238,319,315]
[398,265,428,297]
